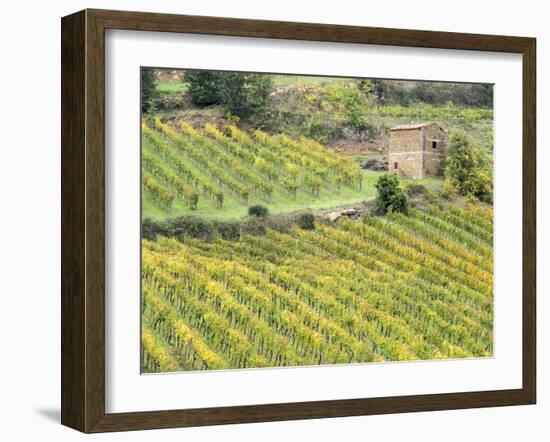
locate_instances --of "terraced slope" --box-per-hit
[140,119,382,220]
[141,206,493,373]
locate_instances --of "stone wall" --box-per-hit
[422,125,446,176]
[389,124,446,179]
[389,128,424,179]
[423,152,444,176]
[388,151,424,179]
[389,128,424,153]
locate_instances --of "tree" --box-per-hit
[373,174,409,215]
[341,84,369,129]
[184,70,249,114]
[444,130,492,203]
[184,70,223,106]
[247,74,274,126]
[369,80,492,108]
[141,68,158,113]
[217,72,248,117]
[358,79,373,96]
[323,82,370,130]
[371,79,388,103]
[183,71,273,121]
[248,205,269,218]
[370,79,410,106]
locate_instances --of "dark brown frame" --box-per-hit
[61,8,536,433]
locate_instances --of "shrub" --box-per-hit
[265,215,295,233]
[440,179,456,200]
[445,130,493,203]
[243,216,267,236]
[298,213,315,230]
[323,81,370,130]
[404,183,437,207]
[142,217,167,241]
[212,220,241,240]
[141,216,241,242]
[248,204,269,218]
[373,174,409,215]
[404,183,428,197]
[305,116,342,144]
[166,217,216,241]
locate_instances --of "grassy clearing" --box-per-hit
[143,169,443,221]
[156,82,188,94]
[270,75,349,87]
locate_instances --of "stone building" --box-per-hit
[388,123,446,179]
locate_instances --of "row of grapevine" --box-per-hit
[186,228,490,357]
[143,284,228,370]
[278,134,363,189]
[142,206,494,372]
[142,171,174,210]
[142,147,199,209]
[141,325,181,373]
[376,105,493,121]
[206,125,304,198]
[143,123,225,207]
[179,121,274,199]
[141,118,366,212]
[204,124,280,181]
[155,118,251,203]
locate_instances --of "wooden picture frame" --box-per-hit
[61,8,536,433]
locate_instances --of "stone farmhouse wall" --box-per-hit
[422,124,446,177]
[388,124,446,179]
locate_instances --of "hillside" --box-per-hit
[142,118,442,221]
[142,206,493,372]
[140,70,494,374]
[151,75,494,161]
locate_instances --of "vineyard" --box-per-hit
[141,118,376,220]
[141,205,494,373]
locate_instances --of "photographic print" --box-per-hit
[140,68,494,374]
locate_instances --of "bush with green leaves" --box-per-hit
[404,183,428,197]
[247,74,274,126]
[323,81,370,130]
[141,68,158,113]
[243,216,267,236]
[248,204,269,218]
[297,213,315,230]
[184,70,223,106]
[373,174,409,215]
[444,130,493,203]
[184,70,274,120]
[217,72,248,116]
[371,79,493,108]
[141,216,241,242]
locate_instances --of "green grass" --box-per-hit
[408,175,445,191]
[143,169,443,221]
[270,75,348,87]
[156,82,188,94]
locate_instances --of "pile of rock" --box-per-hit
[327,208,359,222]
[360,159,388,171]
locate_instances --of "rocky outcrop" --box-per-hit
[327,208,359,222]
[360,159,388,171]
